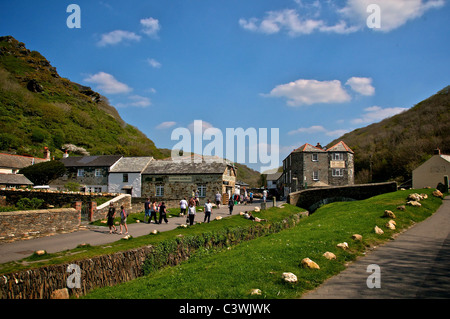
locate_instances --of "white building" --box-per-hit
[412,149,450,189]
[108,157,153,197]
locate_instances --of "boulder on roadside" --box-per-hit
[374,225,384,235]
[282,272,298,283]
[407,200,421,207]
[250,289,262,295]
[386,220,396,230]
[433,190,444,199]
[301,258,320,269]
[337,242,349,250]
[322,252,336,260]
[383,210,396,219]
[352,234,362,241]
[397,205,406,211]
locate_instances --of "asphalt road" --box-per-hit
[302,196,450,299]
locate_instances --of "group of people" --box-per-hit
[106,203,129,235]
[179,196,213,226]
[144,199,170,225]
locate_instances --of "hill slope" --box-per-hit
[327,86,450,184]
[0,35,168,159]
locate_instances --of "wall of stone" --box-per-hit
[0,212,305,299]
[0,207,80,243]
[0,189,115,208]
[94,194,133,221]
[288,181,398,212]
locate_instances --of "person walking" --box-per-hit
[118,205,128,235]
[204,199,212,223]
[228,197,234,215]
[179,197,188,216]
[106,202,117,234]
[263,189,268,203]
[215,191,222,208]
[150,201,159,224]
[249,191,253,204]
[144,198,150,223]
[187,202,196,226]
[159,201,169,224]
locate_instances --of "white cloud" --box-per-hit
[156,121,177,129]
[97,30,141,46]
[351,105,408,124]
[116,95,151,108]
[147,58,162,68]
[240,0,444,35]
[83,72,132,94]
[346,77,375,96]
[266,79,351,106]
[341,0,445,32]
[288,125,350,137]
[140,17,160,37]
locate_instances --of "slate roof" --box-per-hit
[0,173,33,185]
[109,157,154,173]
[142,159,230,175]
[0,153,47,169]
[327,141,354,153]
[266,172,282,181]
[60,155,123,168]
[292,143,326,153]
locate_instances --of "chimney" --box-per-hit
[316,143,323,149]
[63,149,69,158]
[434,148,441,155]
[43,147,50,161]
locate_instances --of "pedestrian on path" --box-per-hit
[150,201,159,224]
[119,205,128,235]
[204,199,212,223]
[215,191,221,208]
[180,197,188,216]
[144,198,150,223]
[228,197,234,215]
[187,202,196,226]
[106,202,117,234]
[159,201,169,224]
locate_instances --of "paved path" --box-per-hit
[0,199,279,264]
[302,196,450,299]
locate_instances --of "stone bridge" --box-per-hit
[288,182,398,213]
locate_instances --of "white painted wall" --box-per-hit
[108,172,142,197]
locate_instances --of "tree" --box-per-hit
[19,160,66,185]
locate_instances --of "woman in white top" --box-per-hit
[187,203,196,226]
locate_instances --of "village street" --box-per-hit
[0,199,277,264]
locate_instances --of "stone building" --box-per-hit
[281,141,354,195]
[141,158,236,205]
[51,155,122,193]
[108,156,154,197]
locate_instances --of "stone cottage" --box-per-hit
[51,155,122,193]
[108,156,154,197]
[281,141,354,195]
[141,158,236,205]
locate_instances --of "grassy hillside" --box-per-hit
[0,35,167,159]
[327,86,450,184]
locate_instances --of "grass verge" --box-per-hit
[82,188,445,299]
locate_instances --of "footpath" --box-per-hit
[302,196,450,299]
[0,199,277,264]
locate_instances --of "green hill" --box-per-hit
[327,86,450,184]
[0,35,168,159]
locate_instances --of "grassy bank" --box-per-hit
[83,188,444,299]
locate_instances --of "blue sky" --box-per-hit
[1,0,449,172]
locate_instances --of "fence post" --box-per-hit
[89,201,97,222]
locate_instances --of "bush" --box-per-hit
[16,197,44,210]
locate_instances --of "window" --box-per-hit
[332,153,344,161]
[94,187,102,193]
[313,171,319,181]
[332,168,344,177]
[197,184,206,198]
[312,153,318,161]
[95,169,102,177]
[77,169,84,177]
[156,184,164,197]
[123,173,129,183]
